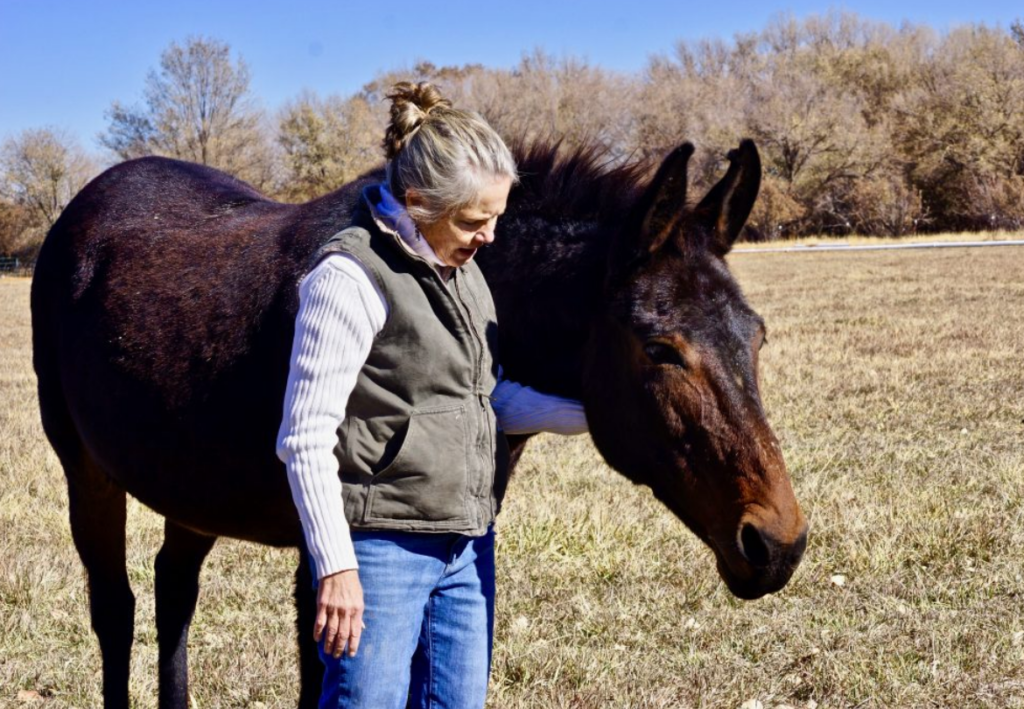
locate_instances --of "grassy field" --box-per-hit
[2,243,1023,708]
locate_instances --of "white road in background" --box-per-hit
[732,240,1024,254]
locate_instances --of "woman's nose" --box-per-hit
[476,225,496,245]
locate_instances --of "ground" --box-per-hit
[1,243,1023,707]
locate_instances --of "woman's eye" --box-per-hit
[644,341,686,368]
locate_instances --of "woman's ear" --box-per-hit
[403,187,424,213]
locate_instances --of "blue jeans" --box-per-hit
[311,527,496,709]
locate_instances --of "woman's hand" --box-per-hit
[315,569,365,658]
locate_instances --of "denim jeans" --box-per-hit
[311,527,496,709]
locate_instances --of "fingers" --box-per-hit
[313,606,327,643]
[347,609,364,657]
[322,608,364,658]
[314,571,365,658]
[326,612,350,658]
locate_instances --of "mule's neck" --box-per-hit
[476,215,613,400]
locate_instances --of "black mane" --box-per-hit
[508,141,649,224]
[336,141,652,225]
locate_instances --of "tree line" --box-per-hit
[3,12,1023,260]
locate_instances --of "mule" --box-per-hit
[31,138,807,708]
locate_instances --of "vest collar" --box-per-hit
[360,184,456,283]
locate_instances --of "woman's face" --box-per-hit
[409,174,512,268]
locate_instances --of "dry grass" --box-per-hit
[2,243,1023,708]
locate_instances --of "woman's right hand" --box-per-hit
[315,569,365,658]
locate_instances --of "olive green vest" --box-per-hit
[306,188,510,535]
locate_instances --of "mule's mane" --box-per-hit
[509,141,650,223]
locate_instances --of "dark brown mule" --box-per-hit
[32,139,806,708]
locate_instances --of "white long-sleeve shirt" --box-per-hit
[276,190,588,579]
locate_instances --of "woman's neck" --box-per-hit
[368,184,454,281]
[374,184,448,269]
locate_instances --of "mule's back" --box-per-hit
[38,158,292,394]
[31,157,360,542]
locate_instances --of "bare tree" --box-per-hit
[467,51,636,160]
[894,24,1024,228]
[0,127,98,240]
[1011,19,1024,49]
[101,36,275,189]
[633,37,750,182]
[0,199,33,258]
[277,91,385,202]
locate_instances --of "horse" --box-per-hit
[31,137,807,708]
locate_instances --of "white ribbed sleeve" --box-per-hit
[491,376,588,436]
[277,250,589,580]
[276,255,386,578]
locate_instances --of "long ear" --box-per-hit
[695,139,761,256]
[635,143,694,255]
[607,143,694,285]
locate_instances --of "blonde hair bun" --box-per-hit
[381,80,517,224]
[383,82,452,161]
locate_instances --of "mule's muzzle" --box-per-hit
[716,519,809,600]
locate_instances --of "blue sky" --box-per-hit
[1,0,1020,151]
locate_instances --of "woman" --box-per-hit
[276,82,588,708]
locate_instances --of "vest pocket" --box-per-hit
[364,404,470,523]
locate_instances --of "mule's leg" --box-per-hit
[66,460,135,709]
[295,549,324,709]
[154,520,217,709]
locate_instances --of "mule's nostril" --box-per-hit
[740,523,771,569]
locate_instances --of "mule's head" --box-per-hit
[583,140,807,599]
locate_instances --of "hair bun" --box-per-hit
[383,82,452,160]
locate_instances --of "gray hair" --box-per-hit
[383,82,518,224]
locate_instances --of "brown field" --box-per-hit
[2,244,1024,708]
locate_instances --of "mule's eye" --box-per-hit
[644,341,686,368]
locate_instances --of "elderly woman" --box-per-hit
[276,82,587,708]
